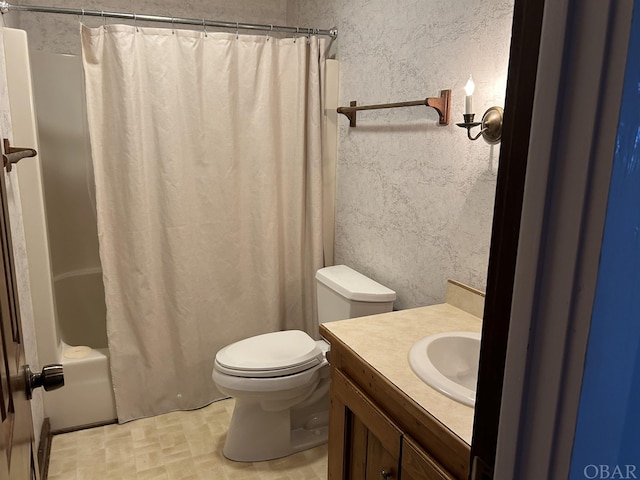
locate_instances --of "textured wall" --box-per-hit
[9,0,289,54]
[290,0,514,308]
[8,0,514,311]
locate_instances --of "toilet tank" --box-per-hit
[315,265,396,323]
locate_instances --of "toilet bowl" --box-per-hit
[213,331,331,462]
[212,265,395,462]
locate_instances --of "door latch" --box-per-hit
[24,364,64,399]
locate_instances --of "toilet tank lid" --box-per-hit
[316,265,396,302]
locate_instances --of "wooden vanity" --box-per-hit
[320,282,483,480]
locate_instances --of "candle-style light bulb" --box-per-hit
[464,75,475,115]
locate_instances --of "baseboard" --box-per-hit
[52,418,117,436]
[37,418,52,480]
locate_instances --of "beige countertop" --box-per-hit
[321,300,482,445]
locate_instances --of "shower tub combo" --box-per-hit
[46,270,116,430]
[7,28,338,432]
[6,34,117,432]
[31,49,117,431]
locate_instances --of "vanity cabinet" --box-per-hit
[329,368,402,479]
[401,436,455,480]
[322,324,469,480]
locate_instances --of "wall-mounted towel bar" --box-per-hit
[337,89,451,127]
[3,138,37,172]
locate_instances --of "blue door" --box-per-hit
[570,2,640,478]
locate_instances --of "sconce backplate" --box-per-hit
[481,106,503,144]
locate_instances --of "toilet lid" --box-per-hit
[215,330,323,378]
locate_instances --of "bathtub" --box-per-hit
[5,30,118,432]
[45,270,117,432]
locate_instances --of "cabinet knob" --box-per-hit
[380,469,393,479]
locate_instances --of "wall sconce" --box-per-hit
[455,75,504,144]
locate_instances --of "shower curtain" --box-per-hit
[81,24,326,422]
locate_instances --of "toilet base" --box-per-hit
[222,382,330,462]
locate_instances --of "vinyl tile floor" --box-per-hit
[47,398,328,479]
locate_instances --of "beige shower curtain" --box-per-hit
[81,24,326,422]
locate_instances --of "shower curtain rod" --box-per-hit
[0,2,338,39]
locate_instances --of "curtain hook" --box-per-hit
[236,22,239,39]
[78,8,84,25]
[202,18,207,37]
[267,24,273,42]
[171,16,175,34]
[101,10,106,30]
[294,26,299,43]
[134,13,139,32]
[306,27,311,43]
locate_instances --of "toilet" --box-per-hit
[212,264,396,462]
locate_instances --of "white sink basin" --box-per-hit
[408,331,481,407]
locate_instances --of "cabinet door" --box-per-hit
[402,435,455,480]
[328,369,402,480]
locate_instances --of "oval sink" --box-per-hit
[408,331,481,407]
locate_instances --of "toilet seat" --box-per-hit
[215,330,323,378]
